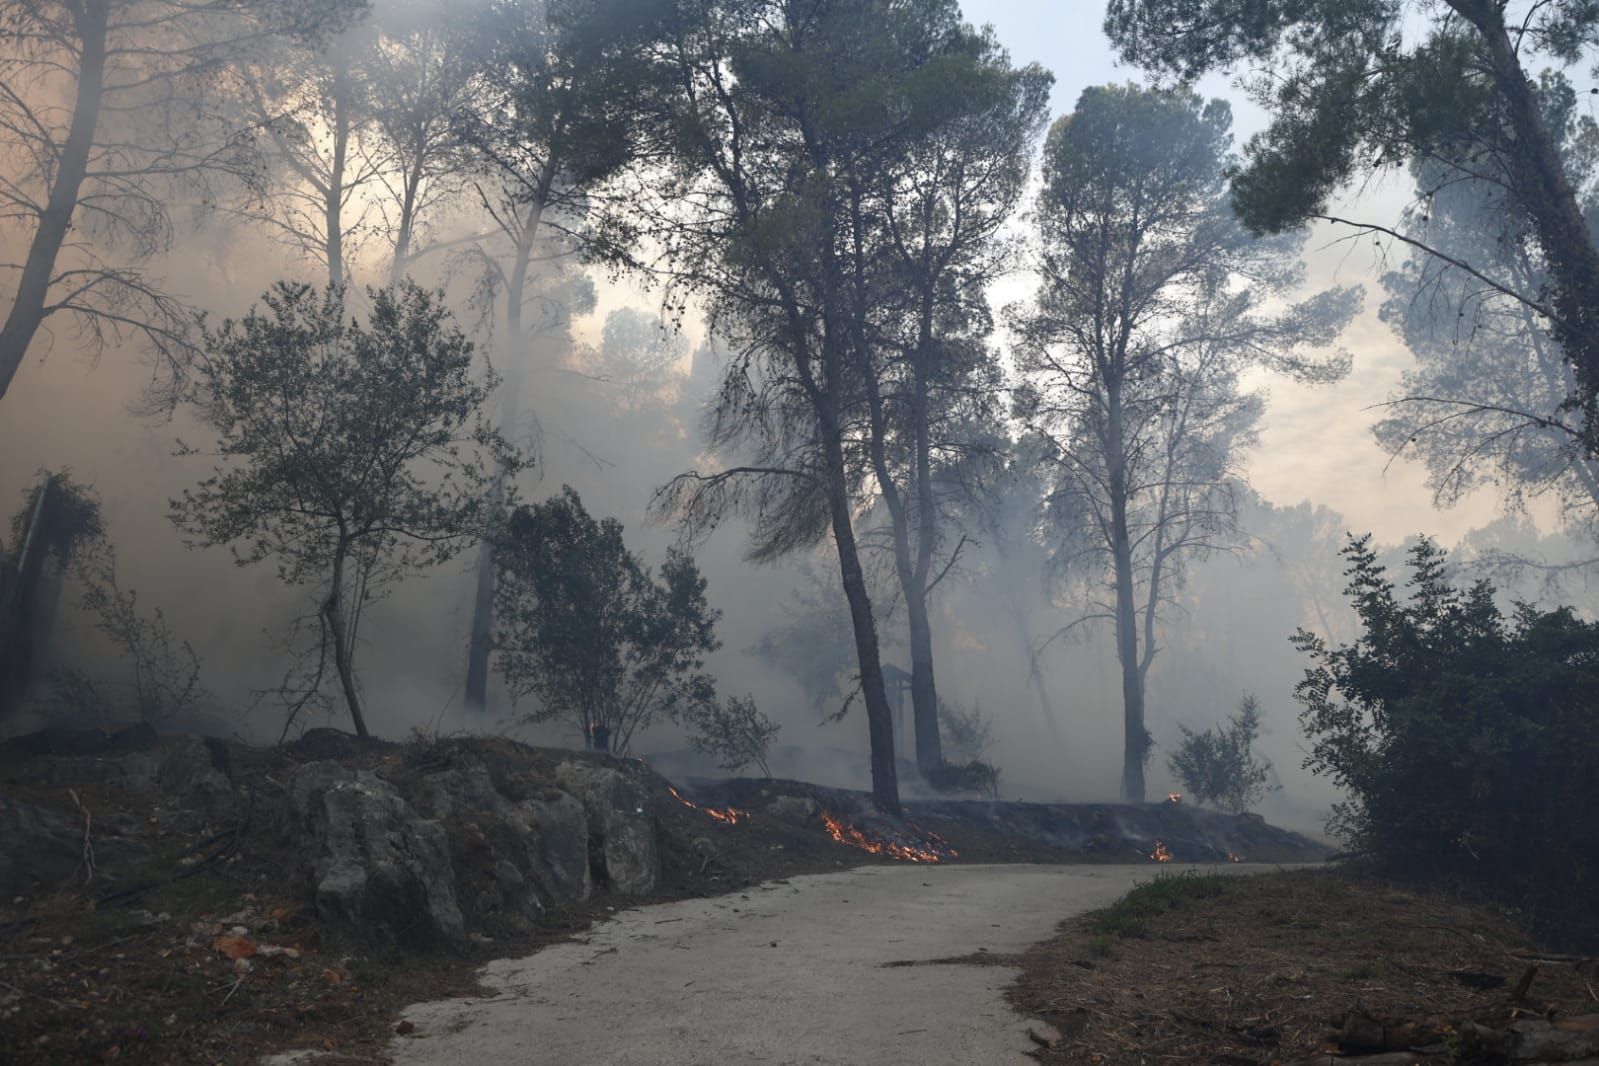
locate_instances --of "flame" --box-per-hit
[1166,792,1182,804]
[820,810,957,864]
[1149,839,1172,862]
[1227,852,1242,863]
[666,786,749,826]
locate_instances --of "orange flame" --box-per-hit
[820,810,956,864]
[666,786,749,826]
[1167,792,1182,804]
[1149,839,1173,862]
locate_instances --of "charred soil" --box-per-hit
[1008,868,1599,1065]
[0,728,1327,1064]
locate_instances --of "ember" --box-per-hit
[820,810,957,863]
[666,785,749,826]
[1149,839,1172,862]
[1166,792,1182,804]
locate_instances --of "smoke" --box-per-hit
[3,0,1597,839]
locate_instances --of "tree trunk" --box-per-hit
[323,542,369,738]
[1009,598,1067,753]
[819,402,901,816]
[325,59,350,290]
[907,353,943,772]
[852,231,943,774]
[388,152,425,288]
[904,582,942,772]
[1463,4,1599,446]
[1107,383,1146,803]
[461,476,502,713]
[0,0,108,404]
[464,192,547,712]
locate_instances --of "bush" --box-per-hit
[1166,694,1276,813]
[929,701,1000,797]
[681,694,779,777]
[1295,534,1599,944]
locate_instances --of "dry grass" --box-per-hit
[1009,868,1599,1064]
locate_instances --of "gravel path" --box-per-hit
[385,862,1274,1066]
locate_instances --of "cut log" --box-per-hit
[1510,1014,1599,1062]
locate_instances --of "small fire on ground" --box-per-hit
[1149,839,1173,862]
[821,810,958,864]
[1166,792,1182,804]
[666,786,749,826]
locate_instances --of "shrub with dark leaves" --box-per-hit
[1295,534,1599,944]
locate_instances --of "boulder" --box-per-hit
[286,762,463,947]
[0,794,150,896]
[415,762,591,906]
[767,795,821,824]
[521,789,591,902]
[553,761,661,896]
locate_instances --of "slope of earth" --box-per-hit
[690,778,1330,865]
[1008,868,1599,1065]
[0,725,1326,1064]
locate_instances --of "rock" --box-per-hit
[154,736,235,826]
[554,761,662,896]
[521,790,591,902]
[0,794,150,895]
[415,762,591,906]
[286,762,463,947]
[287,728,371,762]
[767,795,821,824]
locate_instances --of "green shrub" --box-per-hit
[1295,534,1599,945]
[1167,694,1276,812]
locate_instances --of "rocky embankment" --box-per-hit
[0,727,673,948]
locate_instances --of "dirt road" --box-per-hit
[385,862,1275,1065]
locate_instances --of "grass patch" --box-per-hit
[1087,873,1235,940]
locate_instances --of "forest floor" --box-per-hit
[1008,867,1599,1064]
[0,729,1320,1065]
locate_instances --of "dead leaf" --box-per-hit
[395,1020,415,1036]
[212,935,256,961]
[321,968,343,985]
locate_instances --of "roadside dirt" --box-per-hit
[0,730,1327,1065]
[1008,868,1599,1064]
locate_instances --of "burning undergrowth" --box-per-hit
[819,809,957,863]
[680,777,1329,866]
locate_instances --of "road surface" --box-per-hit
[380,862,1278,1065]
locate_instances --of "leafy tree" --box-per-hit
[644,0,1023,815]
[1167,694,1275,813]
[848,24,1050,776]
[493,486,719,754]
[454,0,669,715]
[1374,127,1599,532]
[681,694,779,777]
[0,0,358,405]
[171,282,519,737]
[235,15,388,289]
[1105,0,1599,449]
[362,2,486,287]
[1294,534,1599,942]
[1013,84,1356,802]
[749,558,866,715]
[587,307,689,407]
